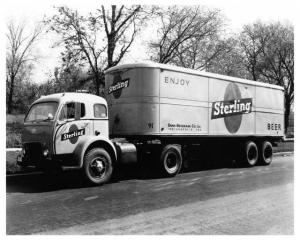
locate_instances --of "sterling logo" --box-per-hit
[61,129,85,141]
[212,98,252,119]
[213,82,253,133]
[61,124,85,144]
[109,75,130,99]
[108,79,129,94]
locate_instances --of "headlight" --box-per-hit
[21,148,26,157]
[43,149,49,157]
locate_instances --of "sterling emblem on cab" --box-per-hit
[211,98,252,119]
[61,128,85,141]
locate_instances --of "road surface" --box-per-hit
[6,153,294,235]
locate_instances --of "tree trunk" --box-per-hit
[107,33,116,68]
[107,6,116,68]
[94,75,100,96]
[284,95,291,134]
[7,75,15,114]
[94,72,105,96]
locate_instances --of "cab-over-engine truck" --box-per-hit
[18,62,284,185]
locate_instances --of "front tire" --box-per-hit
[159,145,182,177]
[83,148,113,185]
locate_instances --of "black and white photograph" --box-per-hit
[3,0,296,235]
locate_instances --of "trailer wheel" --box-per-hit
[159,145,182,177]
[243,141,258,167]
[83,148,113,185]
[259,141,273,165]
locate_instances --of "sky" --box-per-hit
[3,0,297,83]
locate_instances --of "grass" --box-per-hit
[274,141,294,153]
[6,151,22,174]
[6,114,24,148]
[7,114,25,124]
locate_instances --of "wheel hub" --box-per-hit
[95,160,104,171]
[90,158,106,177]
[165,152,178,173]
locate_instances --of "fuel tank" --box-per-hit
[114,142,137,165]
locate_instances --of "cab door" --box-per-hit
[54,102,92,155]
[93,103,109,138]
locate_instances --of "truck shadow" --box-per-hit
[6,171,88,194]
[119,156,240,181]
[6,156,240,194]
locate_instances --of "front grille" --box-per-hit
[24,142,43,164]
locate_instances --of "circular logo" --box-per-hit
[112,75,123,99]
[224,83,242,133]
[69,124,79,144]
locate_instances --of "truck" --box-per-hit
[17,62,284,185]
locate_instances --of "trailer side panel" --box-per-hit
[159,69,209,135]
[105,64,284,139]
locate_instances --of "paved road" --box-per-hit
[6,153,294,235]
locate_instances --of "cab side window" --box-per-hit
[94,104,107,118]
[59,102,85,120]
[79,103,85,118]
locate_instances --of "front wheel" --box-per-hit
[83,148,113,185]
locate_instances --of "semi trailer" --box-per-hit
[17,62,284,185]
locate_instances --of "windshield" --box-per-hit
[25,102,58,122]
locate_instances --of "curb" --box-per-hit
[6,171,42,178]
[273,151,294,156]
[6,148,22,152]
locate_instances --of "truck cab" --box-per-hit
[18,92,119,185]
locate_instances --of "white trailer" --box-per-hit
[105,62,284,139]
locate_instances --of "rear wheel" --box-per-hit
[243,141,258,167]
[258,141,273,165]
[159,145,182,177]
[83,148,113,185]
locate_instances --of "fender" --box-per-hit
[73,135,117,168]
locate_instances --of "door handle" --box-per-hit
[95,131,100,136]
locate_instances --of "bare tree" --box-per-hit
[46,6,106,95]
[46,5,150,95]
[99,5,149,68]
[259,22,294,133]
[205,37,250,78]
[239,21,294,133]
[149,6,224,66]
[174,37,231,71]
[239,22,271,81]
[6,20,41,113]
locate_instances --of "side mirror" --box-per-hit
[47,113,54,120]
